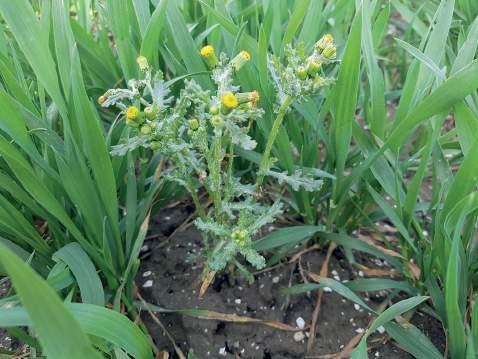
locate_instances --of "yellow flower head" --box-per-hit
[200,45,215,58]
[249,91,259,103]
[240,50,251,61]
[323,33,334,44]
[126,106,140,121]
[200,45,218,69]
[136,56,149,72]
[221,92,239,110]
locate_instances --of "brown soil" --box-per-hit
[138,205,446,359]
[0,280,21,355]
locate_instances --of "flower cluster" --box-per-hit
[269,34,337,106]
[99,50,279,272]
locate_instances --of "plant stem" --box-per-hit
[225,140,234,202]
[211,130,223,218]
[256,95,293,188]
[186,178,206,219]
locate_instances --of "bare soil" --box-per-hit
[138,205,446,359]
[0,280,21,356]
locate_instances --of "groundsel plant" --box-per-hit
[99,35,337,281]
[100,51,276,274]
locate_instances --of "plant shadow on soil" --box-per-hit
[138,204,446,359]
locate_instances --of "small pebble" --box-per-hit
[354,304,361,311]
[142,270,152,277]
[218,347,227,356]
[355,328,365,334]
[142,280,153,288]
[324,287,333,292]
[293,331,305,342]
[235,299,242,305]
[376,326,385,334]
[296,317,306,329]
[272,276,280,284]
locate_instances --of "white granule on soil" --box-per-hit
[142,280,153,288]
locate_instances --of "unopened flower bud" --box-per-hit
[98,95,106,105]
[211,115,224,127]
[307,60,322,76]
[322,44,336,60]
[136,55,149,72]
[315,33,334,51]
[296,66,307,80]
[140,124,152,135]
[189,118,200,131]
[209,105,219,115]
[144,105,157,120]
[235,91,260,105]
[230,50,251,71]
[150,141,160,150]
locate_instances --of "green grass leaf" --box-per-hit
[0,243,102,359]
[53,243,105,306]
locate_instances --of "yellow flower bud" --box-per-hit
[136,55,149,72]
[322,44,336,60]
[221,92,239,111]
[230,50,251,71]
[200,45,218,69]
[235,91,260,106]
[97,95,106,105]
[316,33,334,51]
[126,106,140,121]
